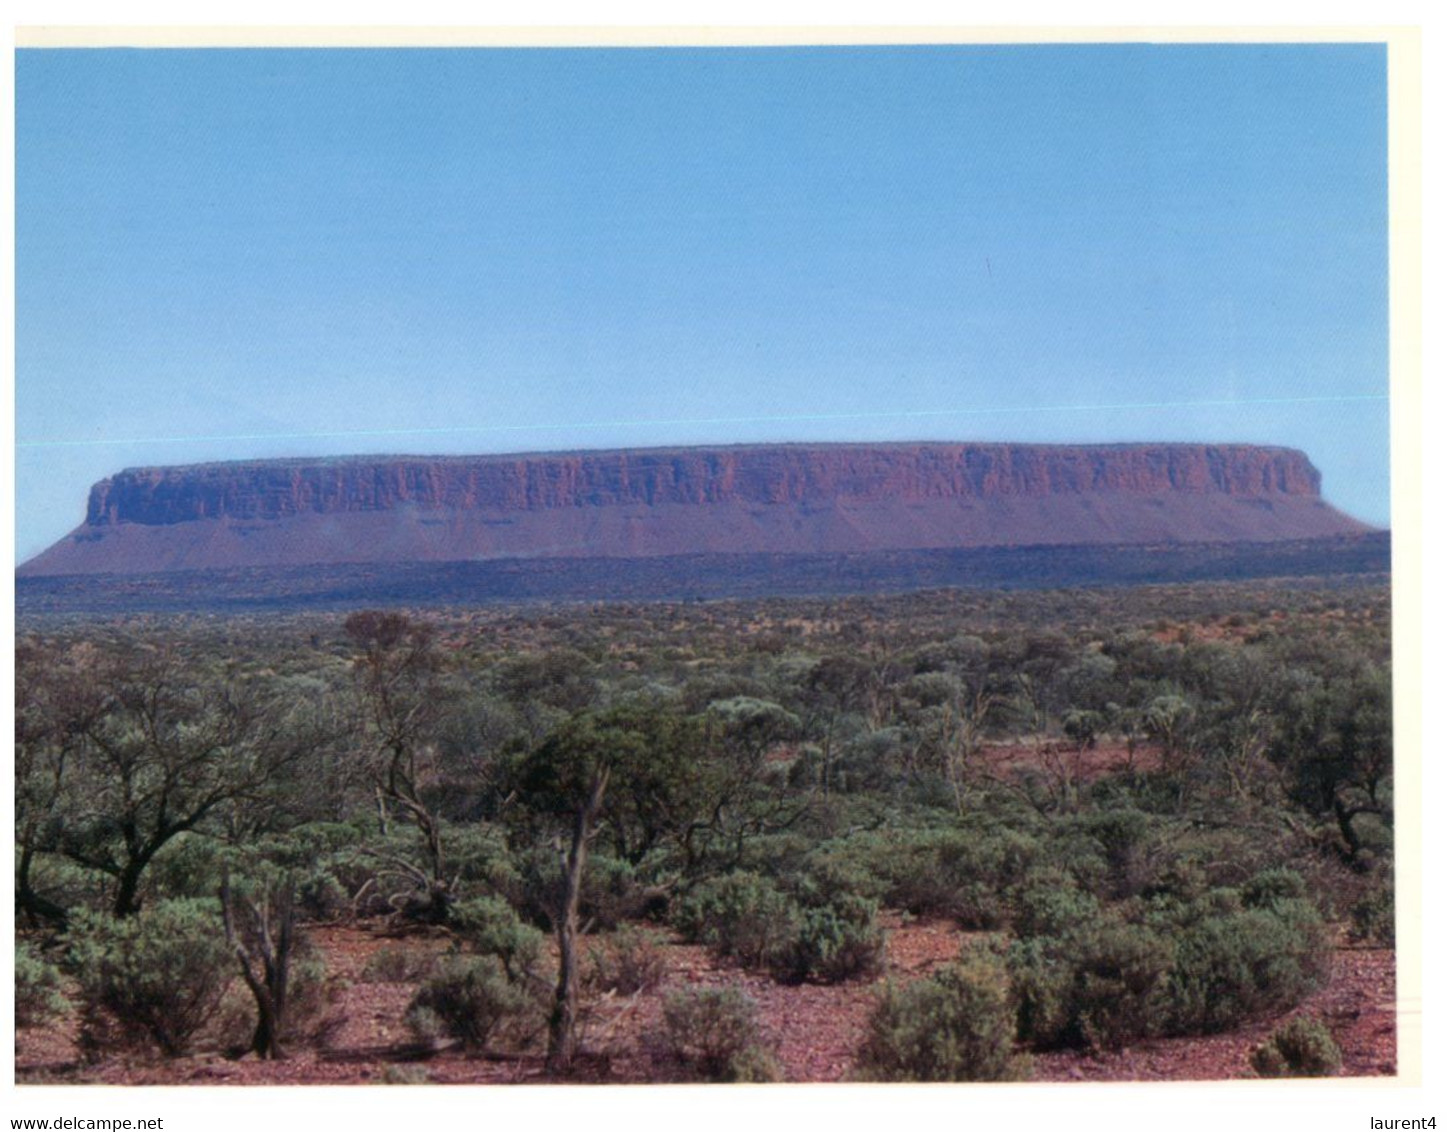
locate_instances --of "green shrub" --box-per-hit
[673,873,801,969]
[247,825,361,921]
[449,895,545,984]
[772,895,887,985]
[1140,875,1233,932]
[66,899,233,1057]
[1010,873,1101,939]
[1251,1016,1342,1077]
[1163,900,1329,1035]
[876,830,1032,928]
[323,830,434,920]
[1009,917,1173,1051]
[1144,859,1211,906]
[589,924,668,995]
[660,986,781,1082]
[443,822,524,897]
[404,956,535,1051]
[1037,826,1111,898]
[578,853,654,930]
[1240,868,1308,910]
[1076,809,1156,900]
[1007,936,1071,1048]
[856,959,1029,1082]
[290,867,352,922]
[15,940,69,1028]
[727,832,814,882]
[795,842,891,906]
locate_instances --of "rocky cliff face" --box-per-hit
[22,443,1370,577]
[83,443,1323,527]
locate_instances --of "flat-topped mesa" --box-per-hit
[84,443,1323,527]
[23,443,1370,578]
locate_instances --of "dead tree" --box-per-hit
[220,871,297,1060]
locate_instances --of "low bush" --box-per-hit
[771,895,887,985]
[66,899,233,1057]
[214,983,265,1053]
[1075,808,1157,900]
[856,959,1029,1082]
[673,873,801,969]
[677,872,885,984]
[290,867,352,922]
[405,956,535,1051]
[794,842,891,906]
[254,825,362,921]
[727,832,814,883]
[443,822,524,899]
[449,895,546,984]
[1009,872,1101,939]
[1143,859,1211,906]
[579,853,656,930]
[874,829,1033,929]
[1162,898,1329,1036]
[660,986,781,1083]
[589,924,668,995]
[15,940,69,1028]
[1009,917,1173,1051]
[1250,1016,1342,1078]
[185,930,331,1056]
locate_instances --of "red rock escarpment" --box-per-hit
[21,443,1372,576]
[83,443,1324,524]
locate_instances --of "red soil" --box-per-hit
[14,917,1394,1086]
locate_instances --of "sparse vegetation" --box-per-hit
[1250,1016,1342,1077]
[14,577,1393,1082]
[856,959,1030,1082]
[660,986,781,1082]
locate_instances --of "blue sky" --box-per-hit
[15,44,1389,563]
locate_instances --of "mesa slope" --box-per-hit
[19,442,1372,579]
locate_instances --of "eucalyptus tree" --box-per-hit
[517,707,645,1074]
[516,701,753,1074]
